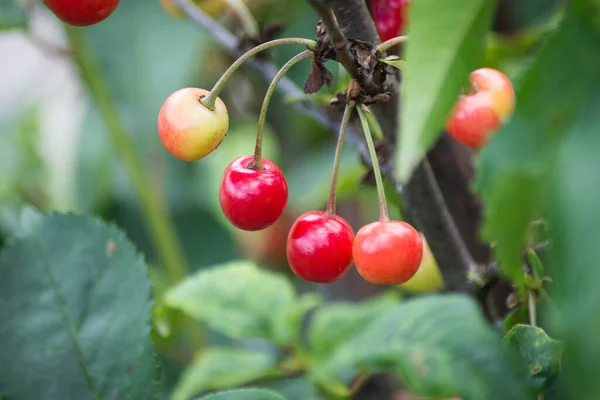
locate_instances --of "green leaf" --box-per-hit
[527,250,544,280]
[274,293,322,345]
[0,0,27,30]
[308,292,400,357]
[397,0,494,183]
[503,325,564,392]
[315,295,533,399]
[0,213,158,399]
[171,347,279,400]
[504,306,528,334]
[164,261,295,341]
[546,56,600,398]
[197,388,286,400]
[476,1,600,282]
[379,58,406,72]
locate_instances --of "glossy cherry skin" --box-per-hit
[446,68,515,150]
[158,88,229,161]
[353,220,423,285]
[43,0,120,26]
[220,156,288,231]
[287,211,355,283]
[372,0,410,42]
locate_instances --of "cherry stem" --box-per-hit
[224,0,260,38]
[528,291,537,327]
[200,38,317,110]
[251,50,313,170]
[357,105,390,222]
[376,35,408,53]
[360,105,384,140]
[325,103,355,218]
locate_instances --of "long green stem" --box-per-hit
[376,35,408,52]
[224,0,260,38]
[66,27,188,284]
[361,105,384,140]
[201,38,316,110]
[251,50,312,169]
[324,103,354,217]
[357,105,390,221]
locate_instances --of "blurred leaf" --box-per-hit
[275,293,322,345]
[504,306,528,334]
[164,261,295,341]
[0,213,157,399]
[198,388,286,400]
[315,295,533,399]
[379,58,406,71]
[527,250,544,280]
[0,0,27,30]
[476,1,600,284]
[308,292,399,358]
[397,0,494,183]
[546,63,600,397]
[260,377,324,400]
[503,325,564,392]
[171,347,278,400]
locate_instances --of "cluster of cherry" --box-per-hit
[43,0,515,286]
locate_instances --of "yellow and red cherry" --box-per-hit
[43,0,120,26]
[219,156,288,231]
[446,67,515,150]
[158,88,229,161]
[286,211,355,283]
[353,220,423,285]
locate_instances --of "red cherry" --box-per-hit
[353,220,423,285]
[287,211,355,283]
[446,68,515,150]
[43,0,120,26]
[371,0,411,42]
[220,156,288,231]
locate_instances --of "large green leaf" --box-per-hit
[0,0,27,30]
[171,347,279,400]
[396,0,494,183]
[164,261,295,341]
[0,213,157,399]
[308,292,399,358]
[547,77,600,398]
[315,295,533,399]
[476,1,600,283]
[503,325,564,392]
[198,388,286,400]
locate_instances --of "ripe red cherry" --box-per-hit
[43,0,120,26]
[220,156,288,231]
[287,211,354,283]
[371,0,411,42]
[353,220,423,285]
[446,68,515,150]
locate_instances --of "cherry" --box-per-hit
[220,156,287,231]
[353,220,423,285]
[446,67,515,150]
[43,0,120,26]
[158,87,229,161]
[287,211,354,283]
[371,0,411,42]
[398,234,444,293]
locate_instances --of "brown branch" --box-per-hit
[308,1,360,79]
